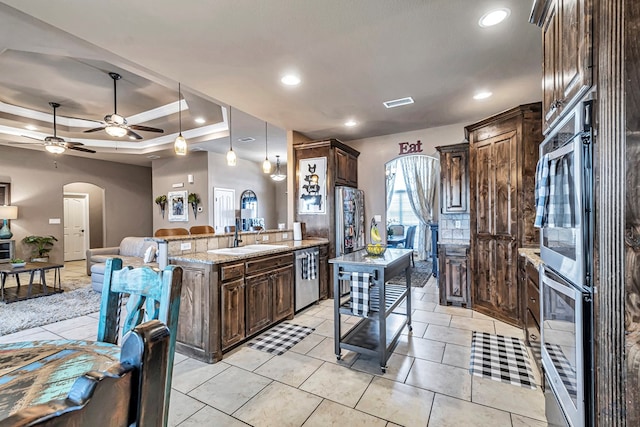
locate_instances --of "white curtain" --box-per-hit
[385,164,397,213]
[400,156,438,260]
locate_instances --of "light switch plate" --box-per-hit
[374,214,382,222]
[455,220,461,228]
[180,242,191,250]
[49,218,61,224]
[262,235,269,241]
[282,233,288,239]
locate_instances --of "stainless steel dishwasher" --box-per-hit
[294,247,320,312]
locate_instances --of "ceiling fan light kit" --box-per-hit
[105,125,128,138]
[174,82,187,156]
[45,142,66,154]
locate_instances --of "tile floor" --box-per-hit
[0,261,549,426]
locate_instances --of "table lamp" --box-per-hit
[0,205,18,239]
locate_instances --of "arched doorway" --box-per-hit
[63,182,105,261]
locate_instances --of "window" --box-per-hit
[387,167,419,233]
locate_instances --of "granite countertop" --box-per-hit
[169,238,328,265]
[328,248,412,267]
[438,239,470,246]
[518,247,543,269]
[151,228,293,242]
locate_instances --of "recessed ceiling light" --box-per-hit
[24,125,37,131]
[473,91,493,100]
[383,97,414,109]
[479,8,510,27]
[194,117,206,124]
[345,120,357,127]
[281,74,301,86]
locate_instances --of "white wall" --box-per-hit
[346,123,467,228]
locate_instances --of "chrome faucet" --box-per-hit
[255,228,264,244]
[232,218,242,247]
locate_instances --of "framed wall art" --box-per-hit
[298,157,326,214]
[168,190,188,222]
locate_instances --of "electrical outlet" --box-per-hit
[180,242,191,251]
[455,220,461,229]
[262,235,269,241]
[374,214,382,222]
[282,233,288,239]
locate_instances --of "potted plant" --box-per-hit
[22,235,58,262]
[188,193,200,219]
[155,195,167,218]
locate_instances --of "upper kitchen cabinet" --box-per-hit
[531,0,593,133]
[437,143,469,214]
[334,145,359,187]
[467,103,543,326]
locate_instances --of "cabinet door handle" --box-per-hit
[530,333,537,341]
[529,297,536,303]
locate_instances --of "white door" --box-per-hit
[64,195,88,261]
[213,188,236,233]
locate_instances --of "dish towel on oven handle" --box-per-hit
[548,157,574,228]
[534,153,550,228]
[308,252,317,280]
[301,253,309,280]
[350,272,372,317]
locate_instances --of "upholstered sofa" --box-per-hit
[86,237,158,292]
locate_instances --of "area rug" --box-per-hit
[248,322,314,356]
[387,260,433,288]
[469,331,537,389]
[0,286,101,336]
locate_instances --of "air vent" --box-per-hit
[147,155,161,159]
[238,137,255,143]
[383,97,414,109]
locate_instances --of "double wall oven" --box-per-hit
[538,97,594,427]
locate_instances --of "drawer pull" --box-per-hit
[529,297,536,303]
[530,334,538,341]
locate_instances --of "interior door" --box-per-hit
[64,195,88,261]
[213,187,236,234]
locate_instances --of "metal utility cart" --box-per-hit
[329,248,412,373]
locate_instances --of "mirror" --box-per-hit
[385,155,439,261]
[0,183,9,205]
[240,190,263,231]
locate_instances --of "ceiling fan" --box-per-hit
[84,72,164,140]
[15,102,96,154]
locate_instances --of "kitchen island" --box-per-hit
[153,233,328,363]
[330,248,413,372]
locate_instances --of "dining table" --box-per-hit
[0,340,120,420]
[386,235,406,248]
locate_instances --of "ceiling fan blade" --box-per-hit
[62,115,104,125]
[68,145,96,154]
[84,126,106,133]
[126,129,143,140]
[20,134,44,141]
[10,141,43,145]
[129,124,164,133]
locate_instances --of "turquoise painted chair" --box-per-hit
[97,258,183,427]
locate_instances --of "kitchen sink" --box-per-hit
[208,244,287,256]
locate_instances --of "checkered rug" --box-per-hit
[469,331,537,389]
[247,322,314,356]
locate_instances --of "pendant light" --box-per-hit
[174,82,187,156]
[262,121,272,173]
[226,106,237,166]
[270,155,286,181]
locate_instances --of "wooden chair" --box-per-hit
[189,225,214,235]
[97,258,183,427]
[224,225,236,233]
[154,227,190,237]
[1,320,170,427]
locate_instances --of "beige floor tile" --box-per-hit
[291,313,327,329]
[405,358,471,401]
[306,336,358,366]
[299,304,323,316]
[434,305,473,318]
[393,334,445,362]
[314,306,336,320]
[172,357,231,394]
[428,393,512,426]
[356,376,433,427]
[173,351,189,365]
[411,310,451,327]
[421,293,439,303]
[167,390,206,427]
[54,323,100,340]
[41,315,98,334]
[289,332,325,355]
[407,299,437,312]
[398,320,426,338]
[494,321,526,339]
[0,329,63,342]
[449,316,496,334]
[441,343,471,369]
[302,399,387,427]
[223,346,274,371]
[471,310,495,321]
[234,381,322,427]
[423,324,472,347]
[471,376,546,421]
[299,362,373,408]
[254,350,323,387]
[351,352,415,383]
[511,413,549,427]
[188,366,272,414]
[178,405,247,427]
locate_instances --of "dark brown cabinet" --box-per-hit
[535,0,592,132]
[467,104,543,326]
[335,147,358,187]
[520,255,541,373]
[318,244,329,299]
[438,244,470,307]
[272,265,294,322]
[221,278,245,349]
[245,273,273,335]
[437,143,469,214]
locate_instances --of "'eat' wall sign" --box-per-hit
[398,140,423,155]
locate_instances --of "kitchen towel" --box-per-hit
[293,222,302,241]
[534,154,550,228]
[308,252,317,280]
[350,271,372,317]
[548,157,574,228]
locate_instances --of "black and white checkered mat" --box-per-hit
[469,331,537,389]
[247,322,314,356]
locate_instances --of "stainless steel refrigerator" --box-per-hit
[335,186,365,257]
